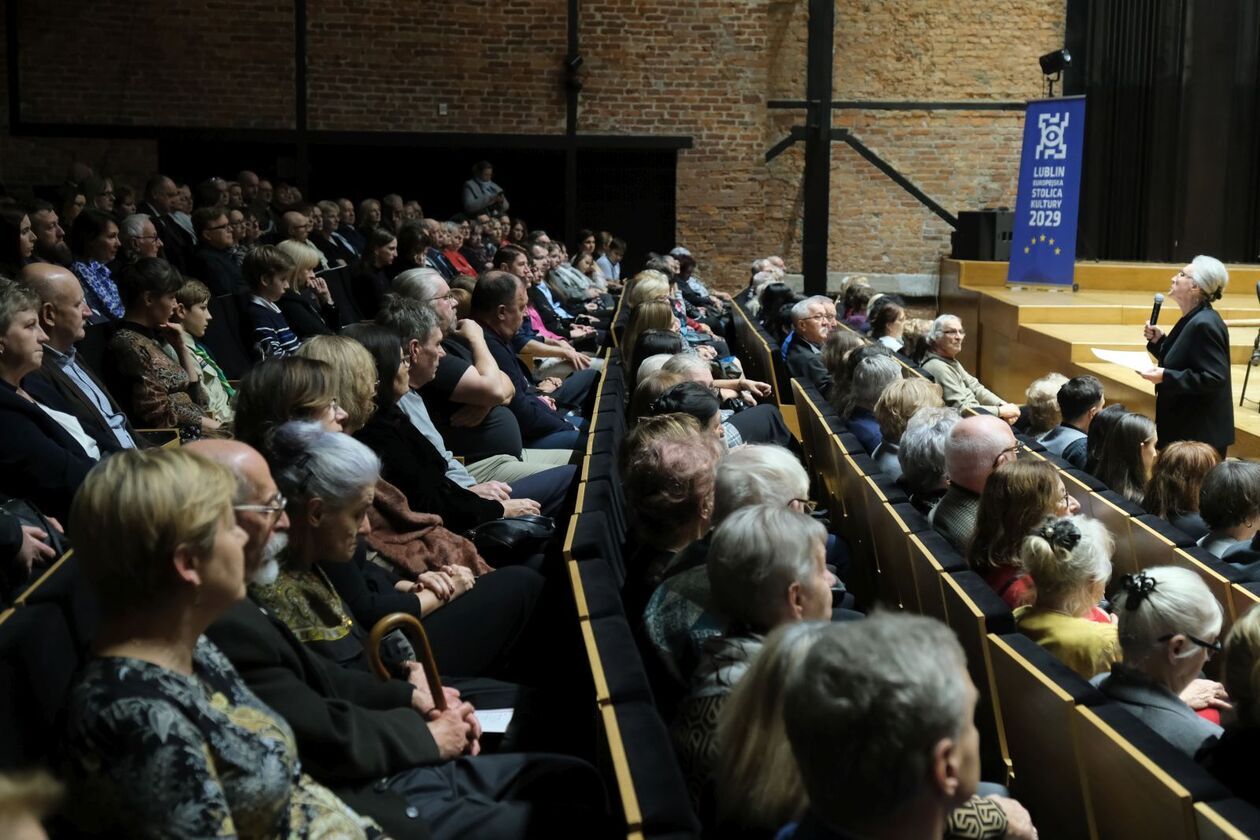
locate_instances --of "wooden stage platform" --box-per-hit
[939,259,1260,458]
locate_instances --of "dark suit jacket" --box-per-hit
[784,333,833,396]
[206,600,437,837]
[24,349,138,455]
[189,245,245,297]
[528,285,571,336]
[1146,301,1234,450]
[0,379,97,521]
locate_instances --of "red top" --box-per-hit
[442,248,478,277]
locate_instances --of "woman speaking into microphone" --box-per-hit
[1141,256,1233,456]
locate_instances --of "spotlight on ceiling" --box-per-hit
[1039,49,1071,77]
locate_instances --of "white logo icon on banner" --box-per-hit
[1035,112,1069,160]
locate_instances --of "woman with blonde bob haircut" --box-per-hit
[1097,566,1227,756]
[274,239,339,338]
[626,271,670,310]
[231,356,349,449]
[296,335,379,432]
[623,299,679,375]
[64,448,376,836]
[1015,515,1121,678]
[872,377,944,480]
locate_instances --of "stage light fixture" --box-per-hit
[1039,49,1071,76]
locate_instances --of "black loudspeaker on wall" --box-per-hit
[951,210,1014,261]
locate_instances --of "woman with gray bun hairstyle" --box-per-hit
[1095,566,1228,756]
[1014,515,1121,679]
[1141,255,1233,455]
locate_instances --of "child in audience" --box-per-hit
[172,279,235,425]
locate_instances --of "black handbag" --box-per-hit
[466,514,555,567]
[0,498,70,558]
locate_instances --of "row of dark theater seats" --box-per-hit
[753,294,1260,840]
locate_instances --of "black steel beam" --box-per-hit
[768,99,1026,111]
[801,0,835,296]
[833,129,958,228]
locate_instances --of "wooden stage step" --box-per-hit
[939,258,1260,457]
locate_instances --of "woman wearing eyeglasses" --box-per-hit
[1141,256,1233,457]
[1094,567,1227,758]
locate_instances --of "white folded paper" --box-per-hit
[477,708,514,734]
[1091,348,1155,371]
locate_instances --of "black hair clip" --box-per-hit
[1039,518,1081,552]
[1121,572,1158,610]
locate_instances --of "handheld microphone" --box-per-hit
[1150,293,1164,326]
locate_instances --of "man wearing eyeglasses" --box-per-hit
[922,314,1020,423]
[784,295,836,396]
[930,414,1019,553]
[189,207,245,297]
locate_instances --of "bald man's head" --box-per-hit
[20,261,90,351]
[282,211,310,242]
[187,439,288,584]
[944,414,1018,494]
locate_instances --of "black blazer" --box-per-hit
[353,403,503,532]
[1146,302,1234,450]
[205,600,437,838]
[784,333,832,397]
[276,289,337,339]
[189,246,245,297]
[24,348,140,455]
[527,284,571,336]
[0,379,97,521]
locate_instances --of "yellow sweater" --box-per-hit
[1014,605,1122,679]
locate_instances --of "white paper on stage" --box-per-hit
[1091,348,1155,371]
[477,708,514,733]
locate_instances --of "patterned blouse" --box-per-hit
[107,322,207,432]
[65,636,382,839]
[71,260,124,319]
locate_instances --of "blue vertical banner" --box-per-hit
[1007,96,1086,287]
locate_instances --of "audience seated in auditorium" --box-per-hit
[463,160,510,217]
[242,245,301,359]
[19,261,140,453]
[189,206,244,296]
[249,420,541,682]
[930,414,1018,552]
[0,207,35,279]
[68,208,123,322]
[275,239,339,338]
[1095,411,1157,503]
[28,200,71,268]
[1196,459,1260,559]
[783,295,836,396]
[233,356,350,447]
[280,209,328,272]
[872,378,944,481]
[1083,402,1128,476]
[391,268,532,463]
[621,413,725,603]
[170,278,236,425]
[1199,603,1260,808]
[1141,441,1220,540]
[756,281,797,344]
[0,281,98,520]
[1096,567,1226,757]
[641,381,727,446]
[673,505,832,810]
[373,295,574,517]
[839,277,873,333]
[105,258,218,439]
[1021,372,1067,437]
[783,613,1035,840]
[470,270,586,450]
[595,236,624,283]
[898,406,962,515]
[968,460,1079,609]
[628,369,686,428]
[1039,374,1104,469]
[63,448,381,837]
[920,314,1019,422]
[841,353,902,454]
[660,352,789,448]
[819,327,866,393]
[312,200,356,267]
[1015,516,1120,679]
[195,439,612,838]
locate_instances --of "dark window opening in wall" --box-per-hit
[156,139,678,267]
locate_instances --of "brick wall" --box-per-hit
[1,0,1065,287]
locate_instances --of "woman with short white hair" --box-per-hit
[1141,255,1234,454]
[1095,566,1227,756]
[1014,515,1121,678]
